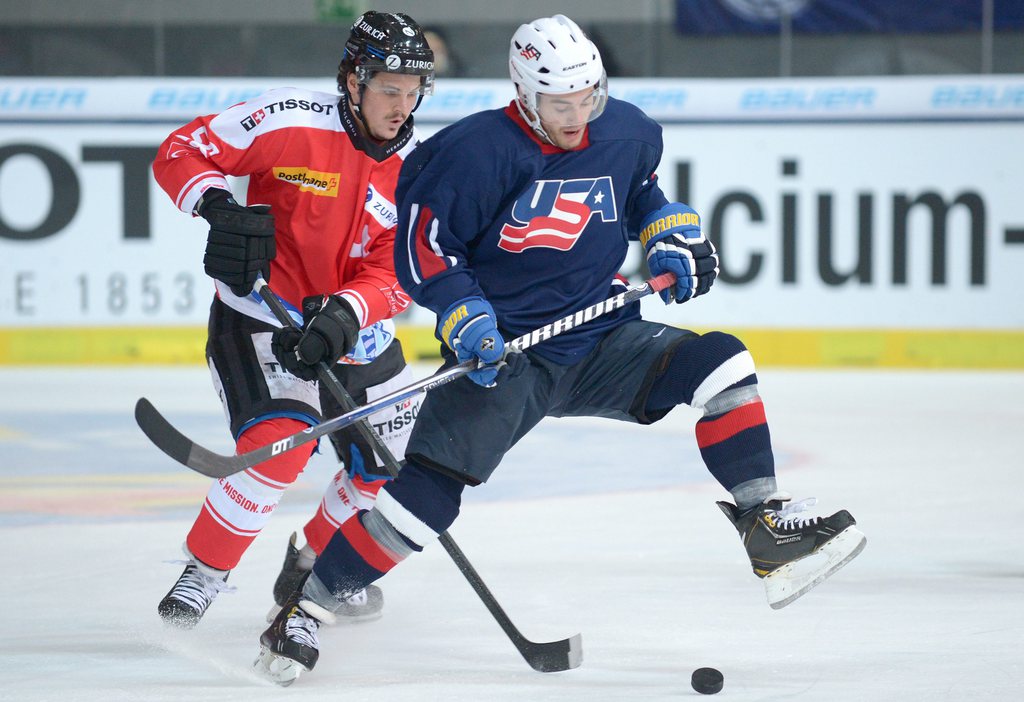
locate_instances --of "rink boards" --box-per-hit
[1,76,1021,367]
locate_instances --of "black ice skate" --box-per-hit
[718,492,866,609]
[157,561,231,629]
[254,593,336,686]
[266,532,384,623]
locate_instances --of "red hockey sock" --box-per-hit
[695,399,775,492]
[303,471,389,555]
[186,418,314,570]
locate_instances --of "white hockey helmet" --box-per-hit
[508,15,608,142]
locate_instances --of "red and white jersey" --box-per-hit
[152,87,416,328]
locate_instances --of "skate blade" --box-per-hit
[764,526,867,610]
[253,646,308,686]
[265,603,382,624]
[266,604,282,623]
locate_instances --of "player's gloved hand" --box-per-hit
[271,295,359,381]
[640,203,719,304]
[438,297,507,387]
[197,187,276,297]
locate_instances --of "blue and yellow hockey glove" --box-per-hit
[640,203,719,304]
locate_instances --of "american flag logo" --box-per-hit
[520,43,541,60]
[498,176,618,253]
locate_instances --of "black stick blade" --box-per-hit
[523,633,583,672]
[134,398,245,478]
[134,398,193,465]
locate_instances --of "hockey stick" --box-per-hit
[135,273,672,670]
[135,272,674,481]
[252,281,580,673]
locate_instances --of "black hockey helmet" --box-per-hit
[338,11,435,96]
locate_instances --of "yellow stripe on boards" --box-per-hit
[0,326,444,366]
[0,326,1021,369]
[703,328,1024,369]
[0,327,208,365]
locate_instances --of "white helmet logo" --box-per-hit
[402,27,416,36]
[385,54,402,70]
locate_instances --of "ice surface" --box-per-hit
[1,366,1021,701]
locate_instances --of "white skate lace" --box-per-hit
[285,607,320,649]
[168,563,233,612]
[769,497,820,531]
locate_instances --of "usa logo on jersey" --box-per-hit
[498,176,617,253]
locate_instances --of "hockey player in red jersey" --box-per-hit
[254,15,867,684]
[151,11,435,629]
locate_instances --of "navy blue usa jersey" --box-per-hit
[395,97,669,364]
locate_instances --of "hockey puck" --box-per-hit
[690,667,724,695]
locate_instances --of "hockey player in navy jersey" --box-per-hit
[255,14,866,684]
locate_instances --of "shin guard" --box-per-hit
[309,460,464,603]
[303,469,388,555]
[186,417,314,570]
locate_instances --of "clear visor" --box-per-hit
[534,80,608,129]
[356,65,435,96]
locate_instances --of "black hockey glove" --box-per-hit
[271,295,360,381]
[198,188,276,297]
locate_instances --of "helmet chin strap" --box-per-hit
[514,94,556,146]
[347,84,379,139]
